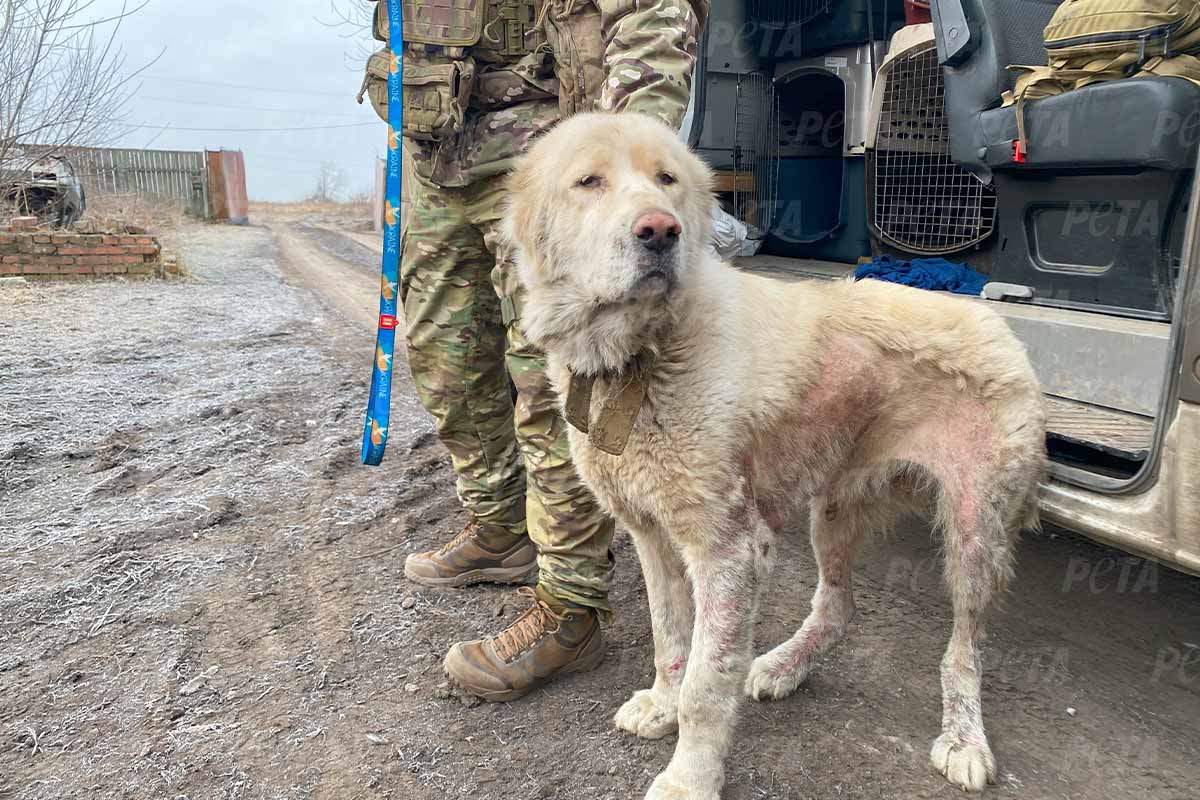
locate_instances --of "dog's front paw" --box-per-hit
[931,732,997,792]
[614,689,678,739]
[644,768,719,800]
[745,651,805,701]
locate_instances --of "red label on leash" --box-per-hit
[379,314,398,330]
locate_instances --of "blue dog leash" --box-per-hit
[361,0,403,466]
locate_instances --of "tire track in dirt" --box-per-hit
[312,223,383,258]
[238,221,452,797]
[269,222,380,329]
[268,220,428,451]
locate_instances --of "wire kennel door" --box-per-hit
[869,43,996,255]
[733,71,780,236]
[746,0,832,26]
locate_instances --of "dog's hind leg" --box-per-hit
[929,479,1018,792]
[615,527,693,740]
[745,494,864,701]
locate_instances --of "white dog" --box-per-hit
[504,113,1046,798]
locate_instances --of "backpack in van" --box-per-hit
[1004,0,1200,154]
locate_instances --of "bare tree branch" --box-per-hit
[1,0,155,176]
[317,0,376,69]
[308,161,346,203]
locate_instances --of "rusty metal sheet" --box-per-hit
[206,151,228,221]
[219,150,248,225]
[206,150,248,225]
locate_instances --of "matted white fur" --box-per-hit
[505,113,1046,798]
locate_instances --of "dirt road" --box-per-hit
[1,221,1198,800]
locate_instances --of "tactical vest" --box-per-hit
[360,0,552,141]
[401,0,545,62]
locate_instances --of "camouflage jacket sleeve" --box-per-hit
[594,0,708,128]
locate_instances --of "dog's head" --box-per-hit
[504,113,715,372]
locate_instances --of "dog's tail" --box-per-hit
[1010,449,1045,534]
[1021,486,1042,532]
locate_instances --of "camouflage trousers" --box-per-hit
[401,176,616,614]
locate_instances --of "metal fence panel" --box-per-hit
[21,145,210,217]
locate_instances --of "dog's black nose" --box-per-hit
[634,211,681,253]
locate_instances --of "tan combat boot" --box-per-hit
[443,586,605,701]
[404,521,537,588]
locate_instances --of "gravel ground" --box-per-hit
[1,222,1198,800]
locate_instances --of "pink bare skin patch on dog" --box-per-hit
[694,571,748,672]
[768,628,829,679]
[654,654,688,689]
[796,335,885,433]
[900,401,996,534]
[746,335,888,511]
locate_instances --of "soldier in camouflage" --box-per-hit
[360,0,706,701]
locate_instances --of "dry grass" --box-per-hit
[250,200,375,233]
[72,192,199,267]
[4,192,190,237]
[249,200,372,220]
[79,192,189,233]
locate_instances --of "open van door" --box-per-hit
[1036,145,1200,575]
[929,0,1200,574]
[691,1,1200,574]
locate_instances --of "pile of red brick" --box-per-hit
[1,216,170,280]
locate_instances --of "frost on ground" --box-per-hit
[2,228,331,664]
[0,225,454,799]
[1,223,1198,800]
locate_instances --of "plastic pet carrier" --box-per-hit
[867,31,995,256]
[765,42,882,262]
[775,41,883,155]
[731,71,780,235]
[760,0,905,61]
[746,0,832,27]
[767,157,870,263]
[690,5,780,233]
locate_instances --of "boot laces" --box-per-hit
[492,587,568,663]
[436,521,479,556]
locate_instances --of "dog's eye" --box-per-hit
[658,172,676,186]
[577,175,602,189]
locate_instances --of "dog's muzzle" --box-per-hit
[631,255,678,295]
[630,210,681,294]
[633,210,681,254]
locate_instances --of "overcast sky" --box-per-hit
[94,0,382,201]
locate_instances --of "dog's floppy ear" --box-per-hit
[692,151,716,198]
[686,150,719,243]
[502,155,554,291]
[502,157,537,253]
